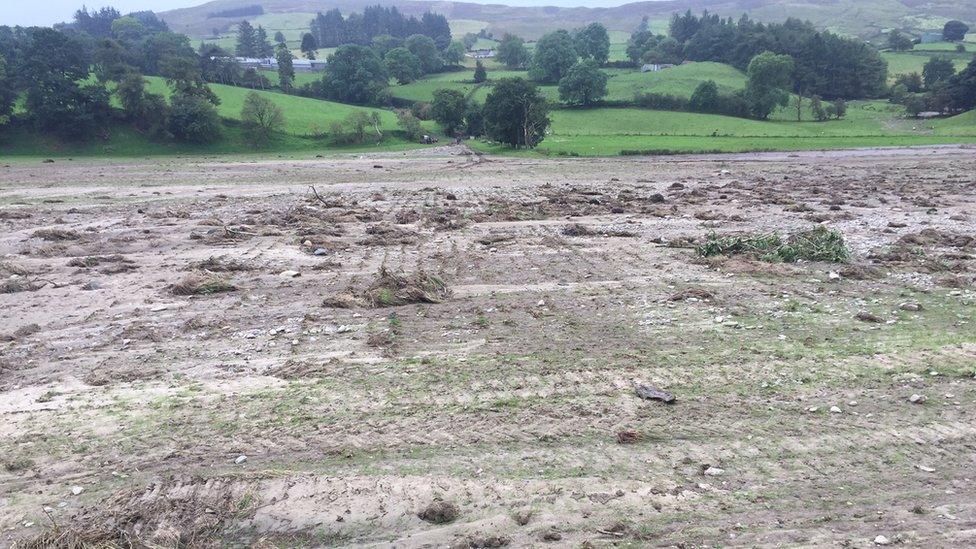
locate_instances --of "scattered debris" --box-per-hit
[32,228,80,241]
[365,267,449,307]
[170,273,237,296]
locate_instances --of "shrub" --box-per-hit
[168,95,222,144]
[396,110,424,142]
[240,91,284,147]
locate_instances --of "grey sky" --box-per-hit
[0,0,629,28]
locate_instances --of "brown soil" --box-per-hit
[1,147,975,548]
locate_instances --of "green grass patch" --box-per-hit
[697,226,852,263]
[144,77,402,137]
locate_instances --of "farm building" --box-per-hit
[641,63,675,72]
[228,57,327,72]
[466,49,495,59]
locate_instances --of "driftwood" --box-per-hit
[634,382,675,404]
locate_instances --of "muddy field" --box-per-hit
[1,146,975,548]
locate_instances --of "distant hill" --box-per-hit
[160,0,976,42]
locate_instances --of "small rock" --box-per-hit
[915,464,935,473]
[648,193,665,203]
[830,406,842,413]
[703,466,724,476]
[513,509,532,526]
[874,535,890,545]
[899,302,923,312]
[235,455,247,464]
[909,394,926,404]
[70,485,83,496]
[279,270,301,278]
[313,248,329,256]
[828,271,841,281]
[855,311,885,323]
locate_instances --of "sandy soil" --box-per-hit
[1,146,975,548]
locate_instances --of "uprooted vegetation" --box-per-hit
[697,226,851,263]
[365,267,450,307]
[170,272,237,296]
[18,481,248,549]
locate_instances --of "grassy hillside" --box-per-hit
[0,122,428,158]
[144,77,401,136]
[483,101,976,156]
[883,51,973,78]
[605,62,746,101]
[160,0,976,42]
[389,62,747,105]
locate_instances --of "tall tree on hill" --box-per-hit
[431,88,468,135]
[923,56,956,89]
[529,30,578,83]
[316,44,388,104]
[274,31,286,44]
[558,59,607,106]
[943,20,970,42]
[0,55,14,128]
[444,41,466,66]
[669,10,701,43]
[483,78,550,148]
[236,20,257,57]
[73,6,121,38]
[384,47,422,84]
[311,9,346,48]
[300,33,318,60]
[947,57,976,110]
[422,12,452,50]
[496,34,529,69]
[19,28,111,140]
[744,51,794,119]
[574,23,610,65]
[276,43,295,91]
[405,34,442,73]
[473,60,487,83]
[887,30,914,51]
[255,26,274,57]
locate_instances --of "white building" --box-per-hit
[227,57,328,72]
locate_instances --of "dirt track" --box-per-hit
[1,147,975,547]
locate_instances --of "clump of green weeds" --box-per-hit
[697,226,850,263]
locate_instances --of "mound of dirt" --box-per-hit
[419,500,459,524]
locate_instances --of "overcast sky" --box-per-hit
[0,0,628,27]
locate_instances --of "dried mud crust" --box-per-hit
[1,148,975,548]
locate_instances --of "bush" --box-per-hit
[634,92,688,111]
[240,91,284,147]
[331,110,383,145]
[431,88,467,135]
[168,95,222,144]
[396,110,424,142]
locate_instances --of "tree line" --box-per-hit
[308,7,451,50]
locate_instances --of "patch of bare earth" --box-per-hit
[1,148,975,547]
